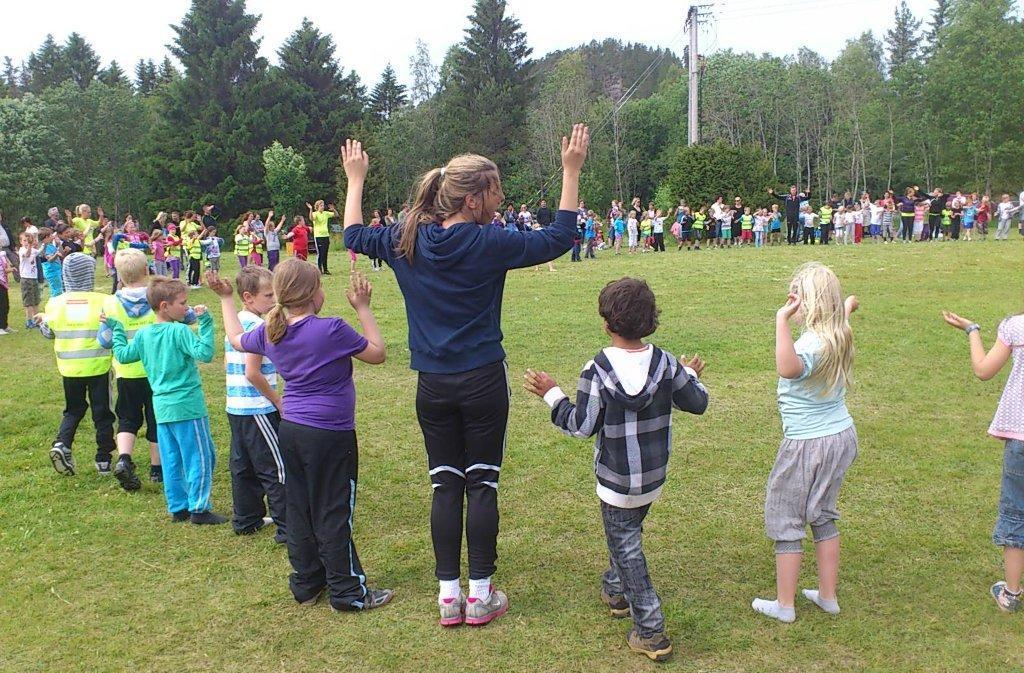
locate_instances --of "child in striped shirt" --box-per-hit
[224,266,286,542]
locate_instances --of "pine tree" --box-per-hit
[135,59,158,94]
[157,57,179,86]
[2,57,20,98]
[924,0,950,58]
[437,0,532,170]
[26,34,69,92]
[99,61,131,88]
[884,1,922,74]
[63,33,101,89]
[368,64,407,122]
[272,17,365,196]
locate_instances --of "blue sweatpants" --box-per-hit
[156,416,216,514]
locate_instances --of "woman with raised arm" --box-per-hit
[342,124,589,628]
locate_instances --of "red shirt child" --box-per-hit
[289,222,311,260]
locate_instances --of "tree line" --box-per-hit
[1,0,1021,228]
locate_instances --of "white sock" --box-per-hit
[802,589,840,614]
[438,579,461,604]
[469,577,491,601]
[751,598,795,623]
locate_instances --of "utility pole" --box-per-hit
[686,5,699,146]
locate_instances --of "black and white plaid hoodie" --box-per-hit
[544,345,708,508]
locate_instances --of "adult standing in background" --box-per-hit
[307,200,338,275]
[536,199,552,229]
[768,185,809,245]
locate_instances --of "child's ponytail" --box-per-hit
[397,168,444,261]
[266,257,321,345]
[266,302,288,344]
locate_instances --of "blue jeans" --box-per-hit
[995,439,1024,549]
[601,501,664,637]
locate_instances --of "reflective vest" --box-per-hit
[942,209,952,226]
[116,236,131,251]
[46,292,111,377]
[819,207,833,224]
[692,213,706,230]
[234,234,252,257]
[186,237,203,260]
[740,215,753,230]
[103,295,155,379]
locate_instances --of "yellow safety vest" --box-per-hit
[186,237,203,260]
[819,207,833,224]
[103,295,155,379]
[45,292,111,377]
[234,234,252,257]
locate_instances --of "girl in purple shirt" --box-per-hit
[209,260,390,612]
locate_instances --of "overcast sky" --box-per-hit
[0,0,962,88]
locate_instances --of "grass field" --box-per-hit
[1,239,1023,672]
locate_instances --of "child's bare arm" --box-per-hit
[347,273,386,364]
[942,311,1011,381]
[206,271,246,351]
[776,294,805,379]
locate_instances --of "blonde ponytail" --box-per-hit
[266,258,322,344]
[266,303,288,344]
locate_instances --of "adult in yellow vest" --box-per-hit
[35,253,115,476]
[97,249,161,490]
[307,200,339,275]
[65,204,105,256]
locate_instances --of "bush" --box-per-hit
[658,142,774,210]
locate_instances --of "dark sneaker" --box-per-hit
[49,442,75,476]
[150,466,164,483]
[601,590,630,618]
[628,630,673,662]
[95,459,112,476]
[991,581,1022,613]
[170,510,190,522]
[190,510,229,525]
[113,457,141,491]
[331,588,395,612]
[439,594,466,627]
[236,516,274,536]
[465,588,508,626]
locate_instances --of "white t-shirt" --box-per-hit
[652,217,665,234]
[18,246,38,277]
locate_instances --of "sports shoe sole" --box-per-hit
[629,641,673,662]
[465,601,508,626]
[49,447,74,476]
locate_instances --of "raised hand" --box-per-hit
[346,272,372,310]
[844,295,859,317]
[524,368,558,397]
[193,305,208,316]
[204,271,233,297]
[561,124,590,174]
[680,354,705,378]
[777,293,802,322]
[342,139,369,182]
[942,310,973,331]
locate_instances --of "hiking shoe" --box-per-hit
[49,442,75,476]
[170,510,190,522]
[601,590,630,618]
[991,581,1022,613]
[190,510,229,525]
[113,457,141,491]
[95,459,112,476]
[465,588,508,626]
[439,594,466,627]
[628,630,673,662]
[331,588,395,612]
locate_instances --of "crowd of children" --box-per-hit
[8,142,1023,664]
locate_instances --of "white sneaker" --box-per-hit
[0,328,9,335]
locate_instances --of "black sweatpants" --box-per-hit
[802,226,816,245]
[279,420,367,610]
[57,373,116,460]
[228,412,286,539]
[900,214,915,241]
[0,285,8,330]
[787,219,800,244]
[416,360,510,581]
[188,258,201,286]
[652,232,665,251]
[820,223,831,245]
[315,237,330,274]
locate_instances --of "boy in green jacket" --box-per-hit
[104,276,227,524]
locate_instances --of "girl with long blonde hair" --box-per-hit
[209,260,389,612]
[754,262,859,624]
[341,125,590,627]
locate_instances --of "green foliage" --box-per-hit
[368,64,407,123]
[262,141,310,217]
[0,95,69,216]
[660,142,774,209]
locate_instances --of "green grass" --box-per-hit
[2,239,1023,672]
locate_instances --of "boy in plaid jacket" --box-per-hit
[525,277,708,663]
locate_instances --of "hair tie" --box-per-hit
[439,167,446,177]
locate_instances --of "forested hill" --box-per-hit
[532,39,683,101]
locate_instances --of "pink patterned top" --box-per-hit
[990,314,1024,441]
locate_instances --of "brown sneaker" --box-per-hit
[628,630,673,662]
[600,590,630,618]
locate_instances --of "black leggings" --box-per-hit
[279,421,367,610]
[652,232,665,251]
[315,237,330,273]
[0,285,9,330]
[416,361,510,581]
[188,258,201,286]
[58,373,116,459]
[901,214,915,240]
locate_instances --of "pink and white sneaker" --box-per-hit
[464,587,508,626]
[438,594,466,627]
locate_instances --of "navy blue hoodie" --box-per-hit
[345,209,576,373]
